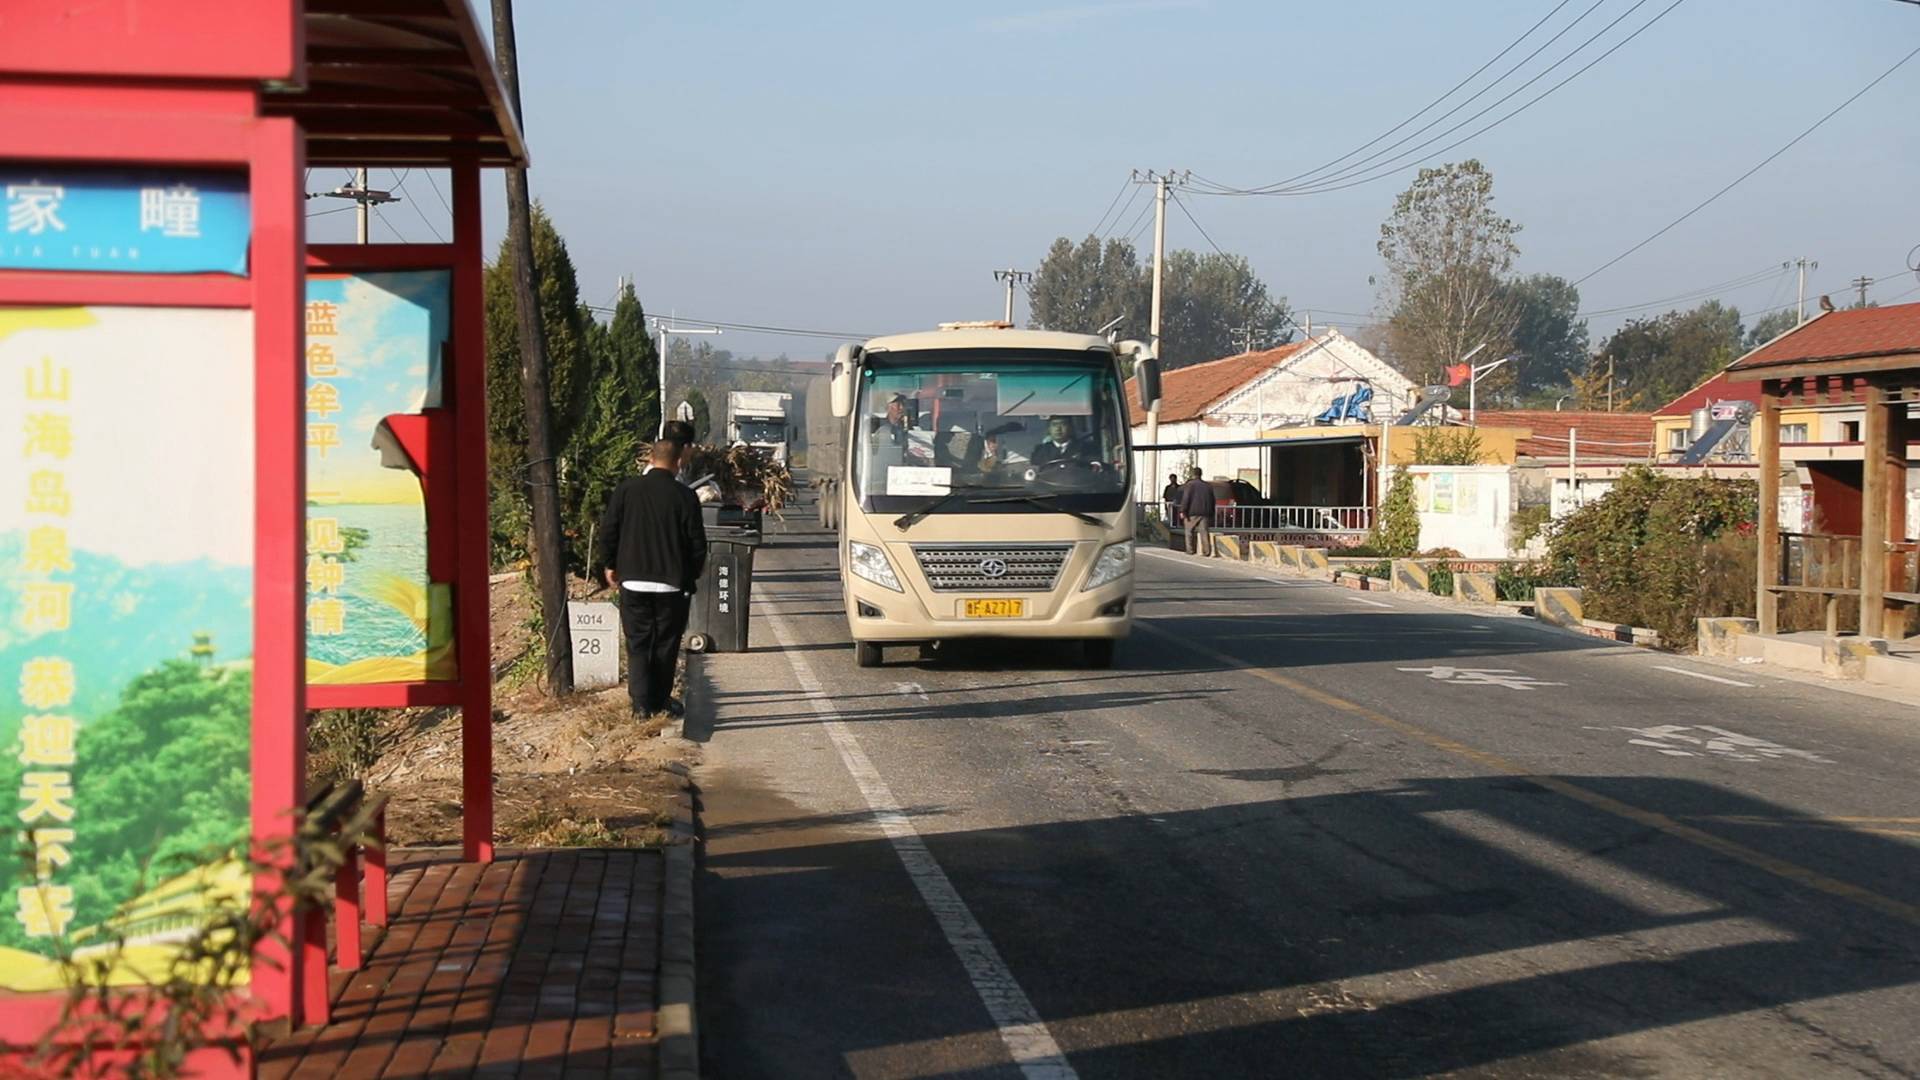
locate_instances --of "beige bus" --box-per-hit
[818,323,1161,668]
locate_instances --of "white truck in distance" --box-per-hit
[725,390,793,464]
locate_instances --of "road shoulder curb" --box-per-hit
[658,658,703,1079]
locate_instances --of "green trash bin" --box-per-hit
[685,526,760,653]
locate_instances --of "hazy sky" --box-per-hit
[307,1,1920,362]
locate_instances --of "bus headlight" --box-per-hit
[849,541,903,592]
[1082,540,1133,591]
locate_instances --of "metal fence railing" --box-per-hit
[1172,504,1372,535]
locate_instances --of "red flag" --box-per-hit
[1445,363,1471,387]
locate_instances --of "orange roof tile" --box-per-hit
[1731,301,1920,372]
[1470,409,1655,459]
[1126,342,1309,426]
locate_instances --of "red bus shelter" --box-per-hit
[0,1,523,1066]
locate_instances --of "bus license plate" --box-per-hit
[964,598,1024,618]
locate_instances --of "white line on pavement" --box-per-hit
[1353,598,1392,609]
[760,605,1078,1079]
[1652,664,1756,688]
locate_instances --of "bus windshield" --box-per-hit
[853,351,1131,515]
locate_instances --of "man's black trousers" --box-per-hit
[618,589,689,715]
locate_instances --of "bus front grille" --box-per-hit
[912,544,1072,592]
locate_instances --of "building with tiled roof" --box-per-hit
[1469,409,1655,462]
[1124,329,1415,502]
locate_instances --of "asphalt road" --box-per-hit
[694,488,1920,1079]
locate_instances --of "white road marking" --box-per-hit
[1651,664,1755,688]
[1353,598,1392,608]
[1610,723,1834,764]
[893,680,932,704]
[762,605,1077,1079]
[1396,665,1565,691]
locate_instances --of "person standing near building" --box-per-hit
[594,430,708,717]
[1179,467,1215,557]
[1161,472,1183,525]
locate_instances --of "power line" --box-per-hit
[1193,0,1591,195]
[1088,176,1133,237]
[1198,0,1687,198]
[1575,43,1920,287]
[424,169,454,217]
[1170,192,1227,258]
[392,169,447,243]
[582,306,874,340]
[1109,186,1151,242]
[1577,263,1792,318]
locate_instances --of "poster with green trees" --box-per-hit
[1,306,254,990]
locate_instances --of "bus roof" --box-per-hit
[862,327,1116,356]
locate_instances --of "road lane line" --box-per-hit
[761,604,1078,1079]
[1651,664,1755,688]
[1353,598,1392,608]
[1134,619,1920,929]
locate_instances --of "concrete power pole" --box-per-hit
[992,268,1031,324]
[1135,169,1186,495]
[1852,275,1874,308]
[356,167,370,244]
[491,0,574,695]
[1796,257,1819,322]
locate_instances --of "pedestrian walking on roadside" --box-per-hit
[1179,467,1215,557]
[593,431,708,717]
[1161,472,1183,525]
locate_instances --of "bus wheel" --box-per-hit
[1082,639,1115,669]
[855,641,883,668]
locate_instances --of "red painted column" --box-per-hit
[451,152,495,863]
[248,114,308,1026]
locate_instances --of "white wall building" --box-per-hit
[1126,330,1415,502]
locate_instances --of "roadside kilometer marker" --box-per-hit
[1396,666,1565,691]
[1613,724,1834,764]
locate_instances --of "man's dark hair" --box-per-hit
[662,419,695,445]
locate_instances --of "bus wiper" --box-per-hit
[971,493,1103,525]
[892,483,1014,531]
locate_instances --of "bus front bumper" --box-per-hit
[845,574,1134,643]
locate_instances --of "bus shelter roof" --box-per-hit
[264,0,528,169]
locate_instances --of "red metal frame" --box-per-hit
[0,95,301,1062]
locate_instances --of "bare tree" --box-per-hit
[1377,160,1522,391]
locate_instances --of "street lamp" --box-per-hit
[1468,353,1517,427]
[651,319,722,438]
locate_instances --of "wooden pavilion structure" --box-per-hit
[1728,302,1920,641]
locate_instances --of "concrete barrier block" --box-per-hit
[1274,544,1305,568]
[1694,617,1757,658]
[1214,534,1246,561]
[1300,548,1331,572]
[1391,560,1429,593]
[1364,576,1392,591]
[1823,635,1888,679]
[1533,587,1584,629]
[1249,540,1282,566]
[1454,572,1497,604]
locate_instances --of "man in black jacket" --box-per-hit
[594,434,708,716]
[1178,467,1216,557]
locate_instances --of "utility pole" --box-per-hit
[355,167,370,243]
[992,268,1031,324]
[1795,257,1819,321]
[491,0,573,695]
[652,320,722,439]
[1852,275,1874,308]
[1229,321,1259,355]
[1133,169,1186,497]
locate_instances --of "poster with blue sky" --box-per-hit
[0,305,254,988]
[304,271,454,684]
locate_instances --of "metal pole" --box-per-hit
[491,0,574,695]
[356,166,369,244]
[1004,276,1016,323]
[1469,370,1477,428]
[657,322,669,439]
[1146,174,1170,505]
[1568,427,1578,510]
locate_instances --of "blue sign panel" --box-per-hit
[0,170,249,276]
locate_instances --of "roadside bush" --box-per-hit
[1545,466,1756,648]
[1360,559,1392,580]
[1412,425,1486,465]
[1428,566,1456,597]
[1419,546,1464,561]
[1494,561,1576,601]
[1375,468,1420,556]
[1509,504,1552,552]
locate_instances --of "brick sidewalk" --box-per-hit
[259,848,663,1079]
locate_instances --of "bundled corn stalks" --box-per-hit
[656,441,794,512]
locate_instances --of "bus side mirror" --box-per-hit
[830,343,861,418]
[1126,342,1162,412]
